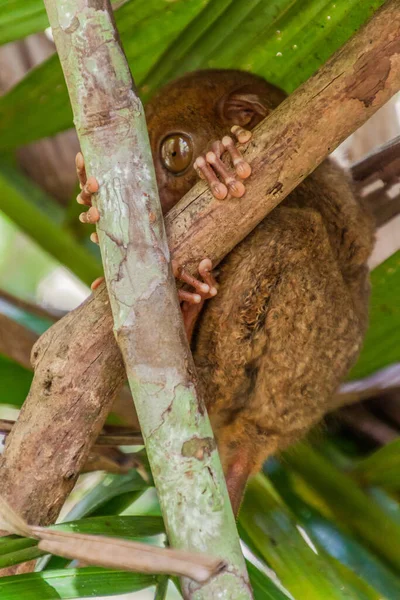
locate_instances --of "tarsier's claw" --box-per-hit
[91,276,104,291]
[193,127,252,200]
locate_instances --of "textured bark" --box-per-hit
[1,0,399,583]
[31,1,251,598]
[0,286,125,525]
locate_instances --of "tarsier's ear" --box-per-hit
[217,85,269,128]
[217,82,286,129]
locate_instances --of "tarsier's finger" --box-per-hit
[79,205,100,224]
[198,259,218,297]
[194,156,228,200]
[231,125,252,144]
[90,232,99,244]
[194,163,206,180]
[222,136,252,179]
[206,151,245,198]
[210,140,224,159]
[91,276,104,291]
[172,261,210,295]
[75,152,87,188]
[178,289,202,304]
[77,177,99,206]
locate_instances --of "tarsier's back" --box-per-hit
[146,69,375,512]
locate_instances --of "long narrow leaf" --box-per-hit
[353,439,400,490]
[267,462,400,600]
[0,164,101,284]
[239,474,363,599]
[0,0,385,150]
[0,567,156,599]
[0,0,127,46]
[246,561,290,600]
[63,471,149,521]
[0,515,165,569]
[284,442,400,571]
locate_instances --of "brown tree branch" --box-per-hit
[0,289,61,322]
[0,286,126,527]
[350,135,400,227]
[0,420,144,447]
[0,0,399,537]
[362,188,400,228]
[0,314,38,370]
[351,134,400,184]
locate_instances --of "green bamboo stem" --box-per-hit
[42,1,251,598]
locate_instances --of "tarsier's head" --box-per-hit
[145,69,286,214]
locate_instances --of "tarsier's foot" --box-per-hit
[194,126,252,200]
[75,153,103,290]
[173,258,218,342]
[75,153,219,313]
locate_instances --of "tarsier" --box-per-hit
[77,70,375,514]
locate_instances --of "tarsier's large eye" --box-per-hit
[160,134,193,174]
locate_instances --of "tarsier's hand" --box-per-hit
[172,258,218,343]
[194,125,252,200]
[75,152,218,340]
[75,152,103,290]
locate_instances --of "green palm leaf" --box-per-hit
[0,0,385,150]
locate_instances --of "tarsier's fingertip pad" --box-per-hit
[206,151,217,165]
[222,136,233,147]
[194,156,206,168]
[90,232,99,244]
[86,177,99,193]
[91,277,104,291]
[199,258,212,273]
[178,289,202,304]
[212,183,228,200]
[75,152,84,169]
[229,181,246,198]
[79,206,100,224]
[236,162,252,179]
[199,282,210,294]
[231,125,252,143]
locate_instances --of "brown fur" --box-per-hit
[146,69,375,511]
